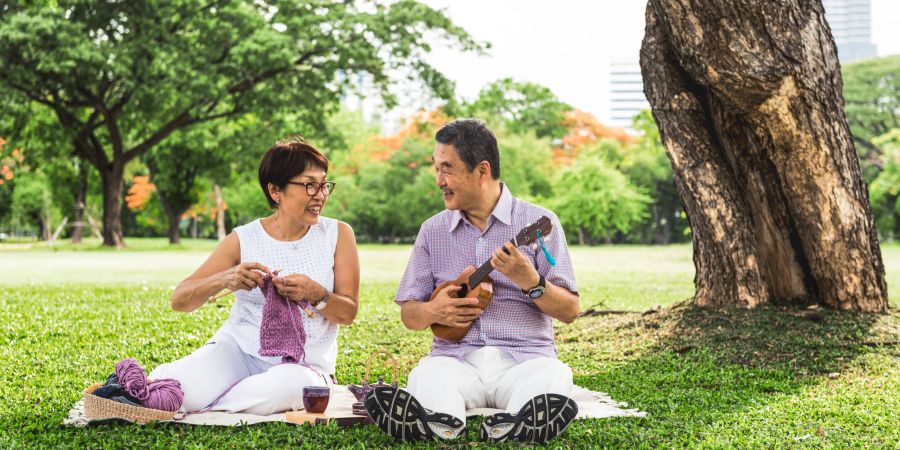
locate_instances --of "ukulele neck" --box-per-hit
[467,238,515,287]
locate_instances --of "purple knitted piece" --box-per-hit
[258,274,307,364]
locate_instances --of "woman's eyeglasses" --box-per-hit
[286,181,336,196]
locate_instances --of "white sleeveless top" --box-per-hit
[217,217,340,374]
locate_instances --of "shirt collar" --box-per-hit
[448,183,513,232]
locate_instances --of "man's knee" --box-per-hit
[409,357,463,386]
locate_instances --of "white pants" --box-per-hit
[406,347,573,426]
[148,332,331,415]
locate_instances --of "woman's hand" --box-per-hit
[273,273,325,302]
[221,262,271,292]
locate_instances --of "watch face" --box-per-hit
[528,287,545,299]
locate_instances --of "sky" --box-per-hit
[397,0,900,125]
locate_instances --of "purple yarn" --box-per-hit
[259,274,307,364]
[115,358,184,412]
[115,358,150,400]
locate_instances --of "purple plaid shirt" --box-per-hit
[395,184,578,363]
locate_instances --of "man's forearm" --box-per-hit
[400,300,435,330]
[533,281,580,324]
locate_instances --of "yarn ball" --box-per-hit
[114,358,184,412]
[144,379,184,412]
[115,358,149,400]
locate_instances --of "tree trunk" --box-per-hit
[71,163,87,244]
[100,164,125,248]
[577,226,586,246]
[156,189,182,245]
[214,184,226,241]
[640,0,887,312]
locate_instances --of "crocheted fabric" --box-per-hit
[258,274,308,364]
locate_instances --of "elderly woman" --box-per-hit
[148,137,359,415]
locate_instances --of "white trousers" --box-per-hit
[406,347,573,426]
[148,332,331,415]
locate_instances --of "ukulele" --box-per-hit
[430,216,554,342]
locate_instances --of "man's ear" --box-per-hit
[478,161,492,181]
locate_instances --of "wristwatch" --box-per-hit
[313,291,330,311]
[524,275,546,300]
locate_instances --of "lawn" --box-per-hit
[1,240,898,448]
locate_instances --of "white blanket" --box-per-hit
[64,384,645,427]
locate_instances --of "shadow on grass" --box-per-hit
[556,303,899,447]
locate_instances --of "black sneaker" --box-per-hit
[364,386,465,441]
[480,393,578,443]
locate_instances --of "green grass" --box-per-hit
[1,241,898,448]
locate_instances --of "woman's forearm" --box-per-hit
[171,272,227,312]
[316,291,358,325]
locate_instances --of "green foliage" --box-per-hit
[869,129,900,240]
[553,154,650,242]
[0,0,481,244]
[495,129,555,199]
[463,78,572,140]
[330,139,443,241]
[223,174,272,229]
[10,170,48,226]
[842,55,900,181]
[623,110,689,244]
[145,124,230,237]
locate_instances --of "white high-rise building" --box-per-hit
[608,61,648,129]
[822,0,877,62]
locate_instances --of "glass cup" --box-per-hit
[302,386,331,413]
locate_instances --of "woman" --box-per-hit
[149,136,360,415]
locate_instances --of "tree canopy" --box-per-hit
[0,0,481,246]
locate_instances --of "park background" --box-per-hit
[1,1,899,448]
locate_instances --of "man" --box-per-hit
[364,119,581,444]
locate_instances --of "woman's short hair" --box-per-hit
[258,136,329,208]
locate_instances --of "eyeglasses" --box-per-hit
[286,181,336,196]
[433,167,456,179]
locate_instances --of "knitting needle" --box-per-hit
[208,269,283,303]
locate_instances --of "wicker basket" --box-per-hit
[83,383,176,424]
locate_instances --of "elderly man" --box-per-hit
[365,119,580,444]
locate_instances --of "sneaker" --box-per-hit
[364,386,465,441]
[480,393,578,443]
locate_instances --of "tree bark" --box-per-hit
[71,162,87,244]
[99,164,125,248]
[190,217,198,239]
[214,184,226,241]
[640,0,888,312]
[156,189,182,245]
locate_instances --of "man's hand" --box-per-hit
[427,283,482,327]
[490,242,540,290]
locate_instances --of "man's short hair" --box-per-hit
[435,119,500,179]
[258,136,329,208]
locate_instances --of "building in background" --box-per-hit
[823,0,878,62]
[608,61,648,130]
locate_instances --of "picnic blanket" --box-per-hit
[64,384,645,427]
